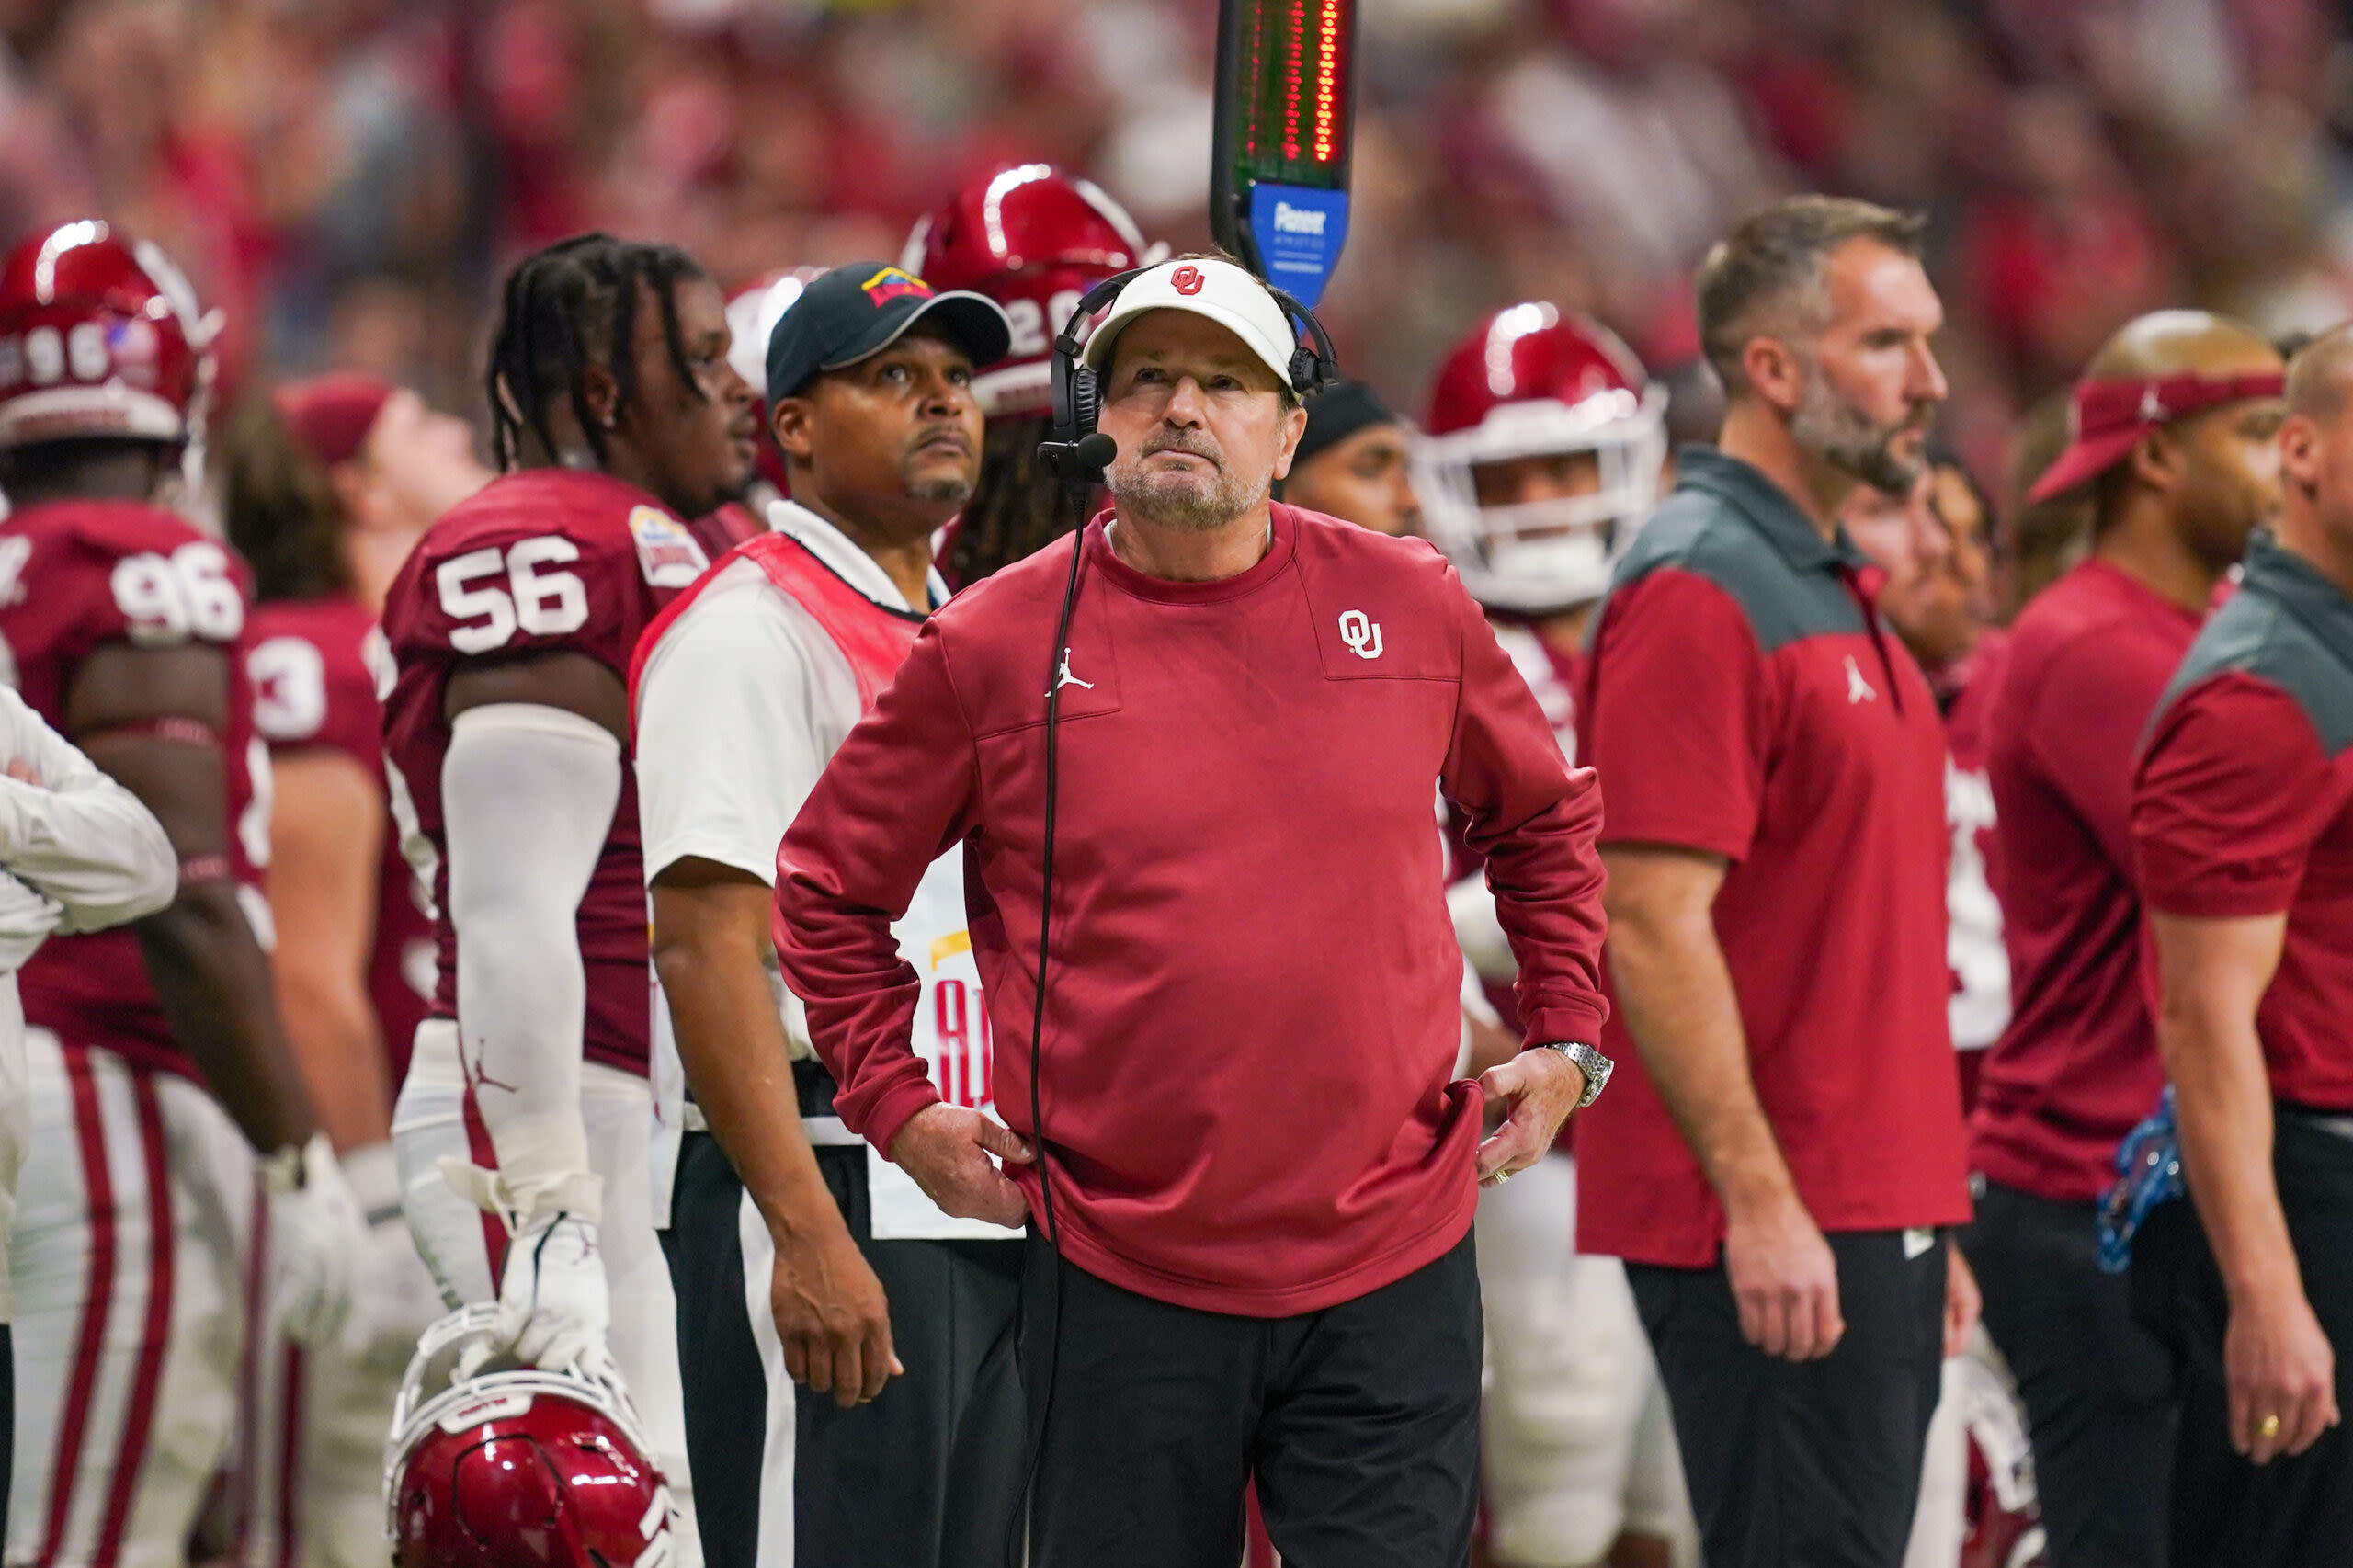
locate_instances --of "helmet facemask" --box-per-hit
[1415,383,1666,615]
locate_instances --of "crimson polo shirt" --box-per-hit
[773,504,1609,1316]
[1574,448,1971,1268]
[1970,562,2202,1202]
[2132,535,2353,1113]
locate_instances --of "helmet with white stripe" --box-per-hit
[384,1306,676,1567]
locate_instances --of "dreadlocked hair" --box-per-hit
[221,392,347,603]
[949,415,1094,586]
[485,233,708,472]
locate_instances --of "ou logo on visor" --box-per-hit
[1170,266,1204,296]
[1338,609,1384,660]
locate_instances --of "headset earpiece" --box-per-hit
[1289,346,1322,397]
[1267,284,1339,400]
[1047,268,1143,454]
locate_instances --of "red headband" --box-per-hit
[2029,369,2285,504]
[272,372,395,471]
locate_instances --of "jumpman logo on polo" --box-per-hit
[1053,650,1094,692]
[1844,654,1878,704]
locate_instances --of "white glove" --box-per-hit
[0,869,63,972]
[463,1207,615,1381]
[262,1133,366,1346]
[335,1142,449,1378]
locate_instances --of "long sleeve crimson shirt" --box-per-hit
[773,505,1608,1315]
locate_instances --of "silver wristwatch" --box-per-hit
[1540,1041,1613,1109]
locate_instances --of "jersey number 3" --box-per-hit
[437,537,590,654]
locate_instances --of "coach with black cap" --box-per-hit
[638,259,1019,1568]
[771,254,1612,1567]
[1279,378,1423,537]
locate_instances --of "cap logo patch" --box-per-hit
[1170,266,1205,296]
[860,267,934,305]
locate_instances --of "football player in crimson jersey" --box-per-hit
[1840,459,2012,1098]
[379,233,758,1564]
[904,161,1164,585]
[1415,307,1699,1568]
[216,373,490,1566]
[0,221,369,1568]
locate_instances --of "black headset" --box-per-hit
[1009,265,1340,1564]
[1038,263,1341,484]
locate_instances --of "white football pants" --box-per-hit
[8,1031,252,1568]
[1476,1151,1699,1568]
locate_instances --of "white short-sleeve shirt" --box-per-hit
[635,500,953,1225]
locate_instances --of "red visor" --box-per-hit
[2029,369,2285,504]
[273,372,394,471]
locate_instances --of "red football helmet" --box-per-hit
[903,163,1165,417]
[0,221,221,450]
[1414,304,1666,613]
[385,1307,678,1568]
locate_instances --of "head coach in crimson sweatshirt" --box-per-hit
[772,256,1610,1567]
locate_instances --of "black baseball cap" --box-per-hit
[764,262,1011,403]
[1291,380,1400,470]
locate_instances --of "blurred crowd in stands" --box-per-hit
[3,0,2347,544]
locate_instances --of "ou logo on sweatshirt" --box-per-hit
[1338,609,1383,660]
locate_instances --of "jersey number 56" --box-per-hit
[436,537,590,654]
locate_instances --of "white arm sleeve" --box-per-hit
[1449,871,1517,985]
[0,686,176,933]
[443,701,622,1224]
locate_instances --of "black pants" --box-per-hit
[2132,1108,2353,1568]
[1018,1227,1483,1568]
[663,1131,1026,1568]
[1628,1229,1946,1568]
[1959,1179,2173,1568]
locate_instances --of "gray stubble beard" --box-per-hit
[1106,457,1265,533]
[1791,369,1926,497]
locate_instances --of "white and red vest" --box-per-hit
[635,531,1012,1242]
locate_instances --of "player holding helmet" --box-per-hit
[0,220,368,1567]
[1415,304,1698,1568]
[904,160,1164,585]
[380,233,760,1563]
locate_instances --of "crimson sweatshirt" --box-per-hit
[773,504,1608,1315]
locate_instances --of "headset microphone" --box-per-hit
[1036,430,1117,482]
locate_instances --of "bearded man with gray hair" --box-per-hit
[1573,197,1978,1568]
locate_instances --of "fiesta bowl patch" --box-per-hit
[629,506,710,588]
